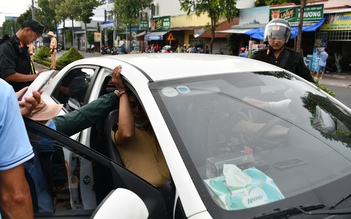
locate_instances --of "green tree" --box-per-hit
[87,31,94,44]
[37,0,58,33]
[55,0,81,47]
[1,19,20,36]
[180,0,238,54]
[77,0,105,50]
[55,0,69,48]
[114,0,151,50]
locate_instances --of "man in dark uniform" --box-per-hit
[0,19,45,91]
[252,18,314,83]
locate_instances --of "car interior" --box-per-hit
[42,66,185,218]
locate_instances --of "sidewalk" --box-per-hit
[318,71,351,88]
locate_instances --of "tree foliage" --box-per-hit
[78,0,104,24]
[37,0,57,32]
[179,0,238,54]
[114,0,151,26]
[1,20,20,36]
[77,0,104,49]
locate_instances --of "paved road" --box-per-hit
[318,72,351,88]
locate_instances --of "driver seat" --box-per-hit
[104,109,123,164]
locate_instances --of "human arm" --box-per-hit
[0,165,34,219]
[243,97,271,110]
[4,72,39,83]
[0,80,34,218]
[111,65,135,145]
[0,44,40,82]
[49,38,57,53]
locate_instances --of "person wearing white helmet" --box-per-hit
[252,18,314,83]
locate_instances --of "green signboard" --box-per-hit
[140,20,148,31]
[270,4,324,22]
[151,16,171,31]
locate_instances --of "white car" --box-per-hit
[26,53,351,218]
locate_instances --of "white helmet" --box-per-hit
[264,18,291,43]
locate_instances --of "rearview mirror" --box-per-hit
[91,188,149,219]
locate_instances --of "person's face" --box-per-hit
[268,36,285,50]
[24,27,39,44]
[128,95,147,124]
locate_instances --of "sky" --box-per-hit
[0,0,33,26]
[0,0,107,27]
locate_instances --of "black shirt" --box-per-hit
[0,35,35,91]
[252,47,314,83]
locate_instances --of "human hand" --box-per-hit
[18,88,43,116]
[111,65,126,91]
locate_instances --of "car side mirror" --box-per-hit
[91,188,149,219]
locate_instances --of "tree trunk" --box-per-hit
[84,23,87,52]
[210,20,216,54]
[71,17,74,48]
[63,19,66,50]
[296,0,306,54]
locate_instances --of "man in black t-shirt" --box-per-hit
[252,18,314,83]
[0,19,45,91]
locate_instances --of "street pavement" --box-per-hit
[37,50,351,89]
[318,72,351,88]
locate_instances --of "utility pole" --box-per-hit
[31,0,35,19]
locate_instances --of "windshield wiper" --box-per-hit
[251,204,325,219]
[252,203,351,219]
[330,193,351,209]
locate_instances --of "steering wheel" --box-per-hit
[250,116,291,149]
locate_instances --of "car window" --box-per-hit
[24,118,169,218]
[53,67,96,112]
[151,72,351,215]
[25,119,115,217]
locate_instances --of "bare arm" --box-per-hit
[0,165,34,219]
[5,72,39,83]
[243,97,271,110]
[111,66,135,145]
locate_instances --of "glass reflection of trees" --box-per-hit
[301,91,351,146]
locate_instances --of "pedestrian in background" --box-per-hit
[252,18,314,83]
[28,43,35,61]
[315,48,328,80]
[0,79,36,218]
[91,44,95,53]
[239,47,248,58]
[48,31,57,70]
[0,19,45,91]
[204,45,210,54]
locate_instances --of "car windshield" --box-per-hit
[151,71,351,216]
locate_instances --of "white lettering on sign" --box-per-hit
[303,11,321,18]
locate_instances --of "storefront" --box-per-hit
[317,10,351,72]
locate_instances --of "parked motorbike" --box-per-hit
[101,46,111,55]
[111,47,119,55]
[57,43,62,52]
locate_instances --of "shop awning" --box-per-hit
[135,31,146,37]
[244,17,325,40]
[144,31,168,41]
[216,28,253,34]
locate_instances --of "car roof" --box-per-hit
[72,53,283,82]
